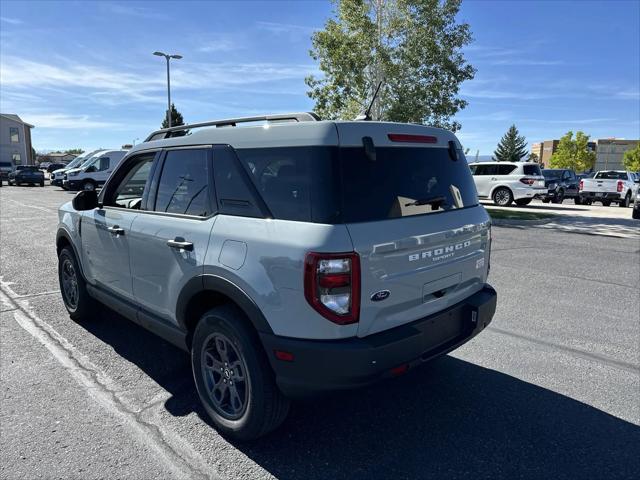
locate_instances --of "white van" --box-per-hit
[62,150,128,191]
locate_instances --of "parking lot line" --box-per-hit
[0,281,219,480]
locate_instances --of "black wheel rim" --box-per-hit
[201,333,249,420]
[495,189,510,205]
[61,258,79,310]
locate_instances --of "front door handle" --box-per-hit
[107,225,125,236]
[167,238,194,251]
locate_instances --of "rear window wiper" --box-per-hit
[405,196,446,209]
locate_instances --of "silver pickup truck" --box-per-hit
[579,170,639,207]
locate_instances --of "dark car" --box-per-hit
[46,162,66,173]
[8,166,45,186]
[540,169,581,204]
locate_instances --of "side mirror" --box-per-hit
[72,190,99,211]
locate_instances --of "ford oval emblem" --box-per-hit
[370,290,391,302]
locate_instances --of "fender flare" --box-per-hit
[56,227,89,282]
[176,274,273,335]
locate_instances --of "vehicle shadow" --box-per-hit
[497,215,639,239]
[81,308,640,480]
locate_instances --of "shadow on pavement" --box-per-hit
[497,215,639,239]
[82,308,640,480]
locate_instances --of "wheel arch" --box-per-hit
[177,275,273,350]
[56,228,89,282]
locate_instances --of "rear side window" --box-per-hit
[154,149,211,217]
[472,164,498,176]
[523,164,542,176]
[213,148,263,218]
[339,146,478,223]
[498,164,517,175]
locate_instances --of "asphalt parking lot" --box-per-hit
[1,185,639,480]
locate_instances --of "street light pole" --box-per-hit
[153,51,183,129]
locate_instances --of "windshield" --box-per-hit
[79,154,103,170]
[236,146,479,224]
[542,169,563,179]
[65,156,88,169]
[595,171,627,180]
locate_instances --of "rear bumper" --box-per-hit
[580,192,621,201]
[261,284,497,398]
[513,186,547,200]
[51,178,63,186]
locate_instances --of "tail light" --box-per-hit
[519,177,535,185]
[387,133,437,144]
[304,252,360,325]
[579,180,584,191]
[617,181,624,192]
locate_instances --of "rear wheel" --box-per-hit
[492,187,513,206]
[40,180,45,187]
[602,200,611,207]
[191,305,290,441]
[552,190,564,204]
[58,246,94,320]
[515,198,532,206]
[541,198,550,203]
[633,208,640,220]
[619,192,631,208]
[574,197,583,205]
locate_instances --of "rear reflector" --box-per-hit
[388,133,437,144]
[390,364,409,376]
[274,350,294,362]
[617,180,624,192]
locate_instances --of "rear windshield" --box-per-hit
[595,171,627,180]
[523,164,542,176]
[236,146,478,224]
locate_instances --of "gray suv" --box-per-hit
[56,113,496,440]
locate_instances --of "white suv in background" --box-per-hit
[469,162,546,206]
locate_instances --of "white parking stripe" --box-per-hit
[0,281,219,480]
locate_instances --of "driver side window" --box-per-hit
[109,154,155,209]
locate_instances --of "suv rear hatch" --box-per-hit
[336,124,490,337]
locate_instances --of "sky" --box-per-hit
[0,0,639,155]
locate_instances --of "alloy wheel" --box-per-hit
[201,333,249,420]
[61,258,79,310]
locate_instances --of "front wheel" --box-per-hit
[492,187,513,206]
[191,306,290,441]
[40,180,45,187]
[552,190,564,204]
[515,198,532,206]
[574,197,583,205]
[58,246,94,320]
[633,208,640,220]
[82,181,95,191]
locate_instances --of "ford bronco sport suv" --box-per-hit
[56,113,496,440]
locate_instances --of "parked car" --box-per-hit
[63,150,127,191]
[57,112,497,440]
[633,188,640,219]
[8,166,45,186]
[51,150,101,187]
[540,169,581,204]
[46,162,66,174]
[469,161,546,206]
[0,161,13,182]
[579,170,639,207]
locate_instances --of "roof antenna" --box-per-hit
[355,81,383,121]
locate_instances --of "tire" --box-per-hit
[602,200,611,207]
[515,198,532,206]
[40,180,45,187]
[619,192,631,208]
[574,197,582,205]
[552,190,564,204]
[191,305,290,441]
[633,208,640,220]
[58,246,94,320]
[82,181,95,191]
[492,187,513,206]
[583,199,592,205]
[541,198,550,203]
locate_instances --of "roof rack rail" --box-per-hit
[144,111,320,142]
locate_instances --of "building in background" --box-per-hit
[0,114,35,166]
[532,139,596,168]
[43,152,77,163]
[595,139,640,171]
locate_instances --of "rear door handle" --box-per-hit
[107,225,125,236]
[167,238,193,251]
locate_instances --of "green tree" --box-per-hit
[65,148,84,155]
[549,131,596,172]
[305,0,475,131]
[161,103,185,129]
[493,125,528,162]
[622,144,640,171]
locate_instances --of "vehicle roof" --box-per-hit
[128,120,461,155]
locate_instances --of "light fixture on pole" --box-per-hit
[153,51,183,128]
